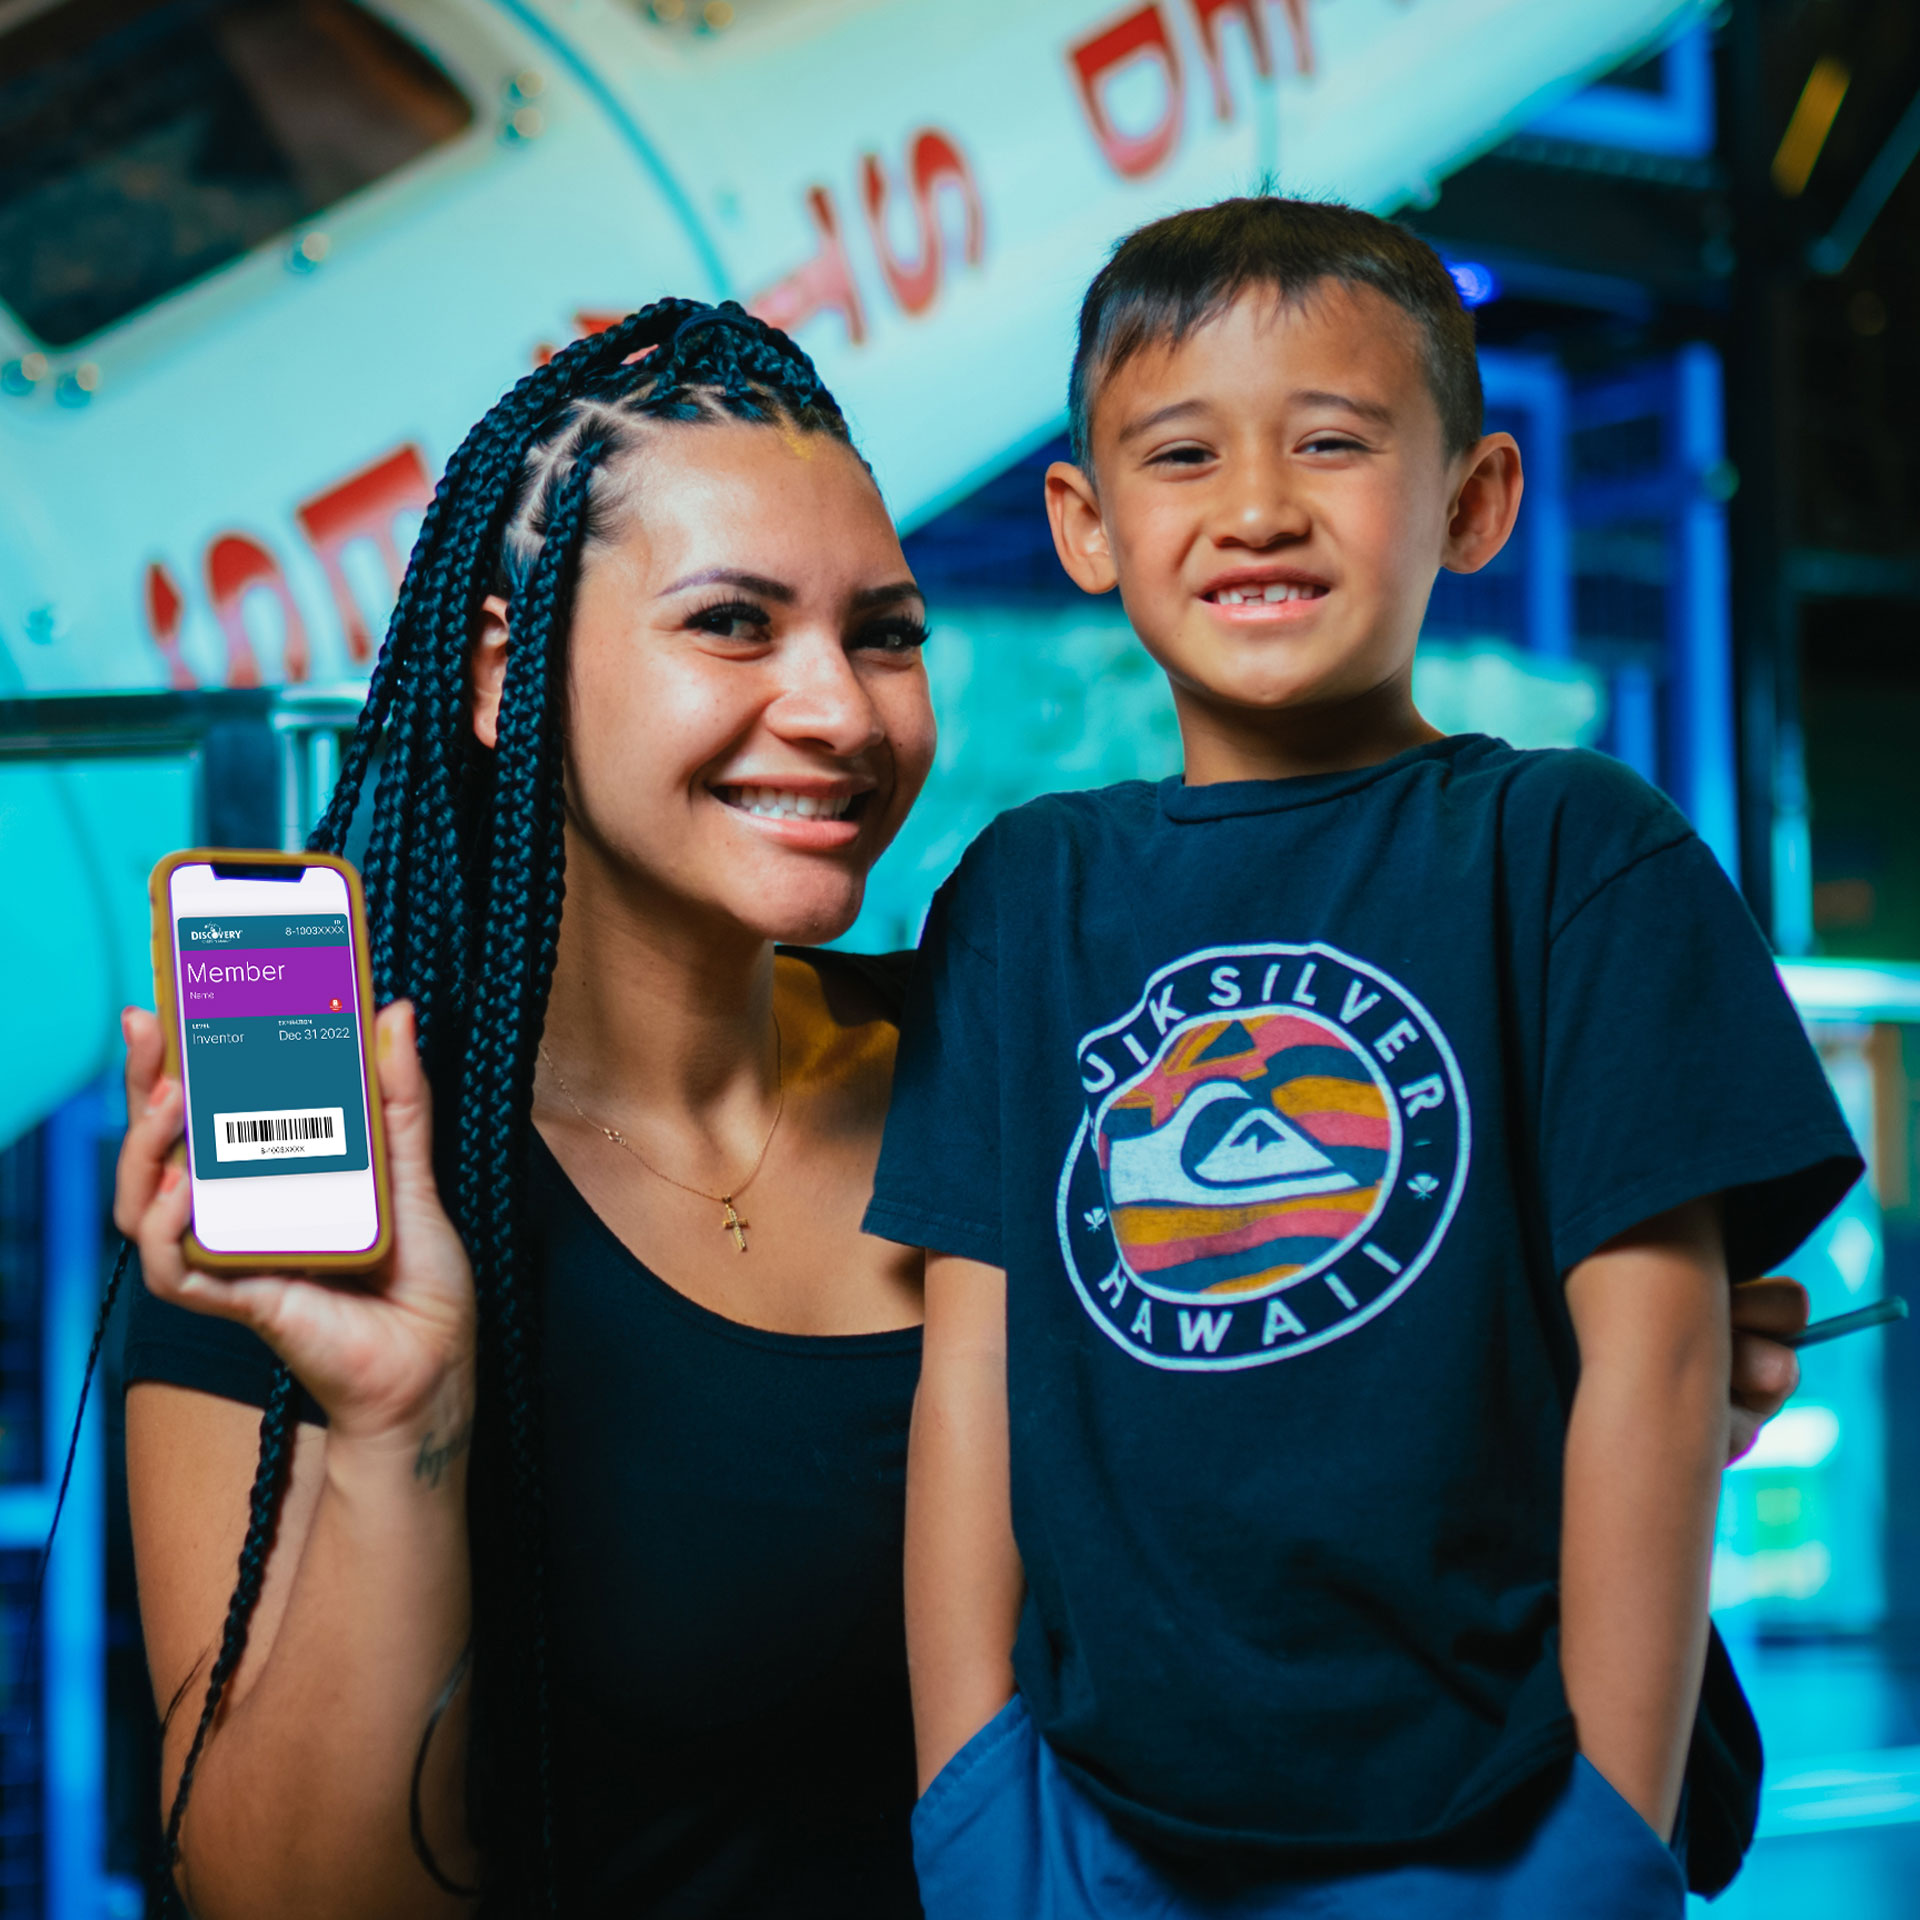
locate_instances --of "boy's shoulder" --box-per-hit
[1461,738,1676,814]
[1460,738,1699,882]
[994,778,1162,835]
[945,779,1161,880]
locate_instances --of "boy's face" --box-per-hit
[1047,284,1520,771]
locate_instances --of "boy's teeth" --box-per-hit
[721,786,852,820]
[1215,583,1320,605]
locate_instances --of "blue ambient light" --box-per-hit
[1447,261,1500,308]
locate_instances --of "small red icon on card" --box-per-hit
[329,997,343,1012]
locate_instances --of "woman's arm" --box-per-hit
[119,1001,481,1919]
[905,1253,1024,1794]
[1560,1197,1731,1838]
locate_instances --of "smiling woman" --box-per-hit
[112,300,936,1919]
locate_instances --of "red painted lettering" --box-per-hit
[1189,0,1270,119]
[205,534,308,687]
[748,186,868,346]
[860,129,985,317]
[141,559,196,690]
[296,444,435,664]
[1070,5,1185,179]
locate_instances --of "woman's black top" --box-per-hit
[123,950,923,1918]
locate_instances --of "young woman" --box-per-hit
[116,300,1811,1919]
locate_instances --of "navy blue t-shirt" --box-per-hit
[866,736,1859,1882]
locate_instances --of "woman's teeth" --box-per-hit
[718,786,853,820]
[1212,583,1325,605]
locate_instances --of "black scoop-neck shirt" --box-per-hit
[124,950,924,1918]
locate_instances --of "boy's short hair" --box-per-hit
[1068,196,1484,468]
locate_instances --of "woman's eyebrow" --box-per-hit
[850,581,924,611]
[658,566,793,601]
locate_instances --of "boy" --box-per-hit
[866,199,1859,1917]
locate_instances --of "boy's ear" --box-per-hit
[1044,461,1119,596]
[470,595,511,749]
[1440,433,1525,577]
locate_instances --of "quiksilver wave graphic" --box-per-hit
[1056,943,1470,1372]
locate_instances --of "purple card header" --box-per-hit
[179,945,358,1021]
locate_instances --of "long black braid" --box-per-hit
[158,300,857,1915]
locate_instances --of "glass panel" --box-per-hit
[0,0,473,345]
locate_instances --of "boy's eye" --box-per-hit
[1148,443,1214,467]
[1301,434,1366,455]
[854,614,930,655]
[688,598,771,642]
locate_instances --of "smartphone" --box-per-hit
[150,850,391,1272]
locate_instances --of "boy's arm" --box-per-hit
[1561,1197,1731,1838]
[906,1252,1024,1793]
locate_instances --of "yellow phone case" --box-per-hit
[149,848,394,1274]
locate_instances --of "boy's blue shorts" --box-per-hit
[911,1695,1687,1920]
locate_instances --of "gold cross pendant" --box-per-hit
[721,1197,748,1253]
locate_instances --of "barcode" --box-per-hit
[225,1114,334,1144]
[213,1106,347,1164]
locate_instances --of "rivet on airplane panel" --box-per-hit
[650,0,686,22]
[505,106,546,143]
[700,0,734,27]
[507,69,545,101]
[1,353,48,396]
[290,232,332,273]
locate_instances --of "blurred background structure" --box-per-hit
[0,0,1916,1911]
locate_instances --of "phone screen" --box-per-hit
[167,862,380,1257]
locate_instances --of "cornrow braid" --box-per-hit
[168,299,859,1914]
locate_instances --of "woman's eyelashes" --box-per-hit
[686,597,773,642]
[681,596,927,654]
[852,612,930,655]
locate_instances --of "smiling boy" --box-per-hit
[866,199,1861,1917]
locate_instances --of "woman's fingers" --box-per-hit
[1730,1274,1812,1341]
[133,1162,194,1301]
[1731,1327,1800,1412]
[375,1002,435,1205]
[1725,1277,1808,1464]
[134,1161,306,1342]
[121,1005,162,1113]
[114,1018,184,1240]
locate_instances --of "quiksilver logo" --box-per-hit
[1055,942,1470,1372]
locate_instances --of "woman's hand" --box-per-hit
[1728,1275,1810,1464]
[115,999,477,1444]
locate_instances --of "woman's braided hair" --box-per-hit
[162,299,857,1913]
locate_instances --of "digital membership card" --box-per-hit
[175,914,371,1181]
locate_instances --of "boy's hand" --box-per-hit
[1729,1276,1809,1462]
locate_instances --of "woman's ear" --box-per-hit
[470,595,511,749]
[1045,461,1119,596]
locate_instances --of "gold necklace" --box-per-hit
[539,1023,784,1252]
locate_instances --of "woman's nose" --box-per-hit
[766,634,886,755]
